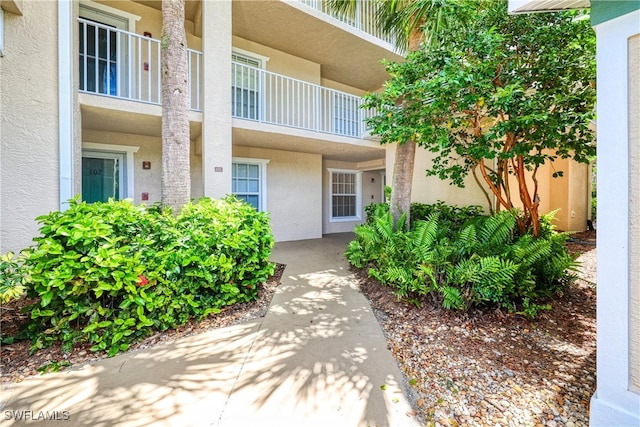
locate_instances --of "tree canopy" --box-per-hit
[363,0,596,236]
[329,0,477,227]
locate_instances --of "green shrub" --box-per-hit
[348,205,577,317]
[170,197,275,318]
[14,196,274,356]
[0,252,26,303]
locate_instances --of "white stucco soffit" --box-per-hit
[508,0,590,14]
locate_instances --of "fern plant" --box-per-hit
[347,203,577,317]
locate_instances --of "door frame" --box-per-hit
[82,143,139,201]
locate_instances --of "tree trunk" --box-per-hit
[390,140,416,229]
[161,0,190,214]
[514,155,540,237]
[389,32,422,229]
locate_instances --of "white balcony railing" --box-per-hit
[79,18,203,111]
[296,0,396,47]
[78,19,373,139]
[232,62,373,138]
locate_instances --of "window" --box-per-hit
[79,4,130,96]
[232,158,269,211]
[333,93,360,137]
[329,169,362,220]
[232,52,262,120]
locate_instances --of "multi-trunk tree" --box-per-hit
[363,0,596,236]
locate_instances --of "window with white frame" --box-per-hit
[329,169,362,220]
[232,158,269,211]
[333,93,360,137]
[79,4,130,96]
[232,52,262,120]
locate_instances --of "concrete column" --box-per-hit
[201,0,232,198]
[628,33,640,396]
[58,0,74,208]
[72,0,82,199]
[590,9,640,427]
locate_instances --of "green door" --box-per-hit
[82,153,123,203]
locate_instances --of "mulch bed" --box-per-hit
[356,229,597,426]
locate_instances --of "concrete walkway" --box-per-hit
[1,233,422,427]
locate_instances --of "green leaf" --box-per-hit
[41,290,53,307]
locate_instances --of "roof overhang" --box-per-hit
[508,0,590,14]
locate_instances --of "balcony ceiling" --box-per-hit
[133,1,402,92]
[80,102,203,140]
[233,1,402,92]
[133,0,201,22]
[232,123,385,163]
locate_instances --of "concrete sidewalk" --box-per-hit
[1,233,422,427]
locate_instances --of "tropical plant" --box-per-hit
[365,201,483,232]
[328,0,476,227]
[362,0,596,236]
[13,197,274,356]
[0,252,26,303]
[347,204,577,316]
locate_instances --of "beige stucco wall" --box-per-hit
[406,139,591,230]
[534,157,590,232]
[628,33,640,394]
[233,36,320,85]
[82,130,158,204]
[82,130,205,205]
[0,2,60,253]
[233,146,322,242]
[91,0,201,50]
[362,170,384,208]
[201,0,232,199]
[190,136,204,200]
[322,160,382,234]
[389,144,491,212]
[320,78,367,97]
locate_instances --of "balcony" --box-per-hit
[79,18,202,112]
[78,19,374,140]
[296,0,397,46]
[232,62,374,139]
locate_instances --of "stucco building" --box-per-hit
[0,0,594,256]
[1,0,400,252]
